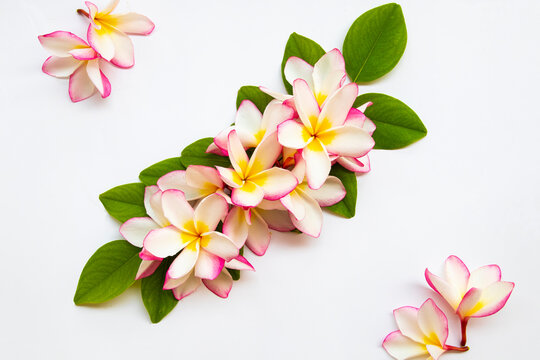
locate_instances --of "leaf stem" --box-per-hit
[77,9,89,18]
[460,318,470,346]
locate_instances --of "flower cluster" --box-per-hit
[119,49,376,300]
[38,0,154,102]
[383,256,514,360]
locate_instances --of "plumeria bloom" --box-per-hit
[119,185,170,280]
[280,154,345,237]
[277,79,374,189]
[78,0,155,68]
[330,103,376,173]
[222,202,295,256]
[157,165,229,202]
[38,31,111,102]
[261,48,347,107]
[425,255,515,345]
[143,191,239,282]
[383,299,468,360]
[208,100,294,156]
[216,130,298,208]
[164,254,254,300]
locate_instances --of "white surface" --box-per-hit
[1,0,539,358]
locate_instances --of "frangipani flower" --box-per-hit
[280,154,346,237]
[277,79,374,189]
[330,103,376,173]
[143,191,239,282]
[157,165,229,202]
[262,48,347,107]
[208,100,294,155]
[383,299,468,360]
[78,0,155,68]
[119,185,169,280]
[425,255,515,345]
[38,31,111,102]
[216,130,298,208]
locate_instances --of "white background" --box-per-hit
[1,0,538,359]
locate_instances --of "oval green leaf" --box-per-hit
[99,183,147,223]
[139,157,185,186]
[236,86,274,113]
[355,93,427,149]
[325,164,357,218]
[141,258,178,323]
[281,33,325,94]
[343,3,407,83]
[180,137,231,168]
[74,240,141,305]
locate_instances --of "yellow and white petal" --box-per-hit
[42,56,82,78]
[425,269,462,310]
[143,226,184,258]
[186,165,223,191]
[245,210,271,256]
[318,125,374,158]
[87,26,115,61]
[260,100,295,136]
[38,31,89,57]
[106,26,134,68]
[200,231,239,261]
[284,56,314,89]
[101,0,120,15]
[417,299,448,347]
[382,331,429,360]
[227,131,250,177]
[302,138,331,190]
[393,306,424,343]
[249,167,298,201]
[458,282,514,318]
[85,59,108,97]
[277,120,312,150]
[135,259,161,280]
[444,255,470,296]
[157,170,207,200]
[312,49,346,106]
[119,217,159,247]
[301,175,346,207]
[68,64,96,102]
[293,79,320,133]
[236,100,263,147]
[142,185,168,227]
[317,83,358,131]
[247,131,282,176]
[202,269,233,298]
[290,189,323,237]
[161,189,196,233]
[105,12,155,35]
[194,193,228,233]
[216,166,243,189]
[467,265,501,290]
[280,191,306,221]
[172,274,201,301]
[223,206,249,248]
[194,249,225,280]
[168,241,200,279]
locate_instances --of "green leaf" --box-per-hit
[325,164,357,218]
[141,258,178,324]
[343,3,407,83]
[74,240,141,305]
[354,93,427,149]
[139,157,185,186]
[227,247,244,281]
[180,138,231,168]
[236,86,274,113]
[281,32,325,94]
[99,183,147,223]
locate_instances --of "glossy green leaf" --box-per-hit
[355,93,426,149]
[180,138,231,168]
[99,183,147,223]
[74,240,141,305]
[325,164,357,218]
[139,157,185,186]
[236,86,274,113]
[141,258,178,324]
[343,3,407,82]
[281,32,325,94]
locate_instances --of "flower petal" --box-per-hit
[158,170,203,200]
[284,56,314,89]
[107,13,155,35]
[172,275,201,301]
[317,83,359,130]
[200,231,238,261]
[259,86,293,102]
[445,255,470,296]
[227,131,250,177]
[301,175,345,207]
[458,282,515,318]
[101,0,119,15]
[393,306,424,343]
[143,185,168,227]
[426,345,446,360]
[143,226,185,258]
[256,209,295,232]
[277,120,312,150]
[382,331,428,360]
[231,181,265,208]
[216,166,243,188]
[225,255,255,271]
[337,155,370,173]
[85,59,110,97]
[87,25,115,61]
[417,299,448,347]
[467,265,502,290]
[425,269,462,310]
[235,100,263,147]
[318,125,374,158]
[107,26,134,68]
[161,189,195,233]
[247,131,282,176]
[261,100,295,136]
[302,138,331,190]
[119,217,159,247]
[69,47,98,60]
[290,190,323,237]
[38,31,88,57]
[249,167,298,201]
[194,249,225,280]
[293,79,320,133]
[194,193,228,233]
[312,49,346,106]
[245,210,270,256]
[168,241,200,279]
[163,270,190,290]
[42,56,81,78]
[203,269,233,298]
[135,259,161,280]
[280,192,306,221]
[186,165,223,190]
[223,206,249,248]
[68,64,96,102]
